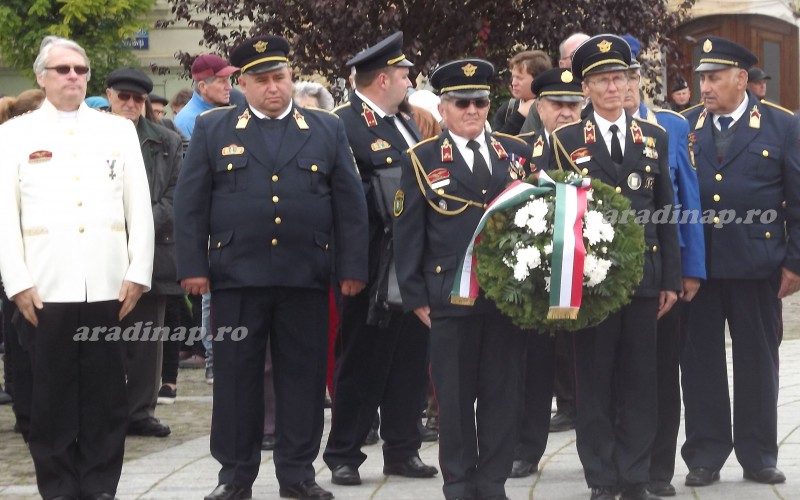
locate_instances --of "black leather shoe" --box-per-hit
[363,427,379,445]
[204,484,252,500]
[743,466,786,484]
[383,456,438,477]
[127,417,171,438]
[261,434,275,450]
[279,480,333,500]
[590,486,615,500]
[647,480,675,497]
[331,464,361,485]
[684,467,720,487]
[509,459,536,478]
[620,484,659,500]
[549,411,575,432]
[82,494,118,500]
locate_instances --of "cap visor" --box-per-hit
[111,83,148,95]
[585,64,628,76]
[546,95,585,103]
[444,89,490,99]
[695,62,731,72]
[244,61,288,74]
[217,66,240,77]
[395,59,414,68]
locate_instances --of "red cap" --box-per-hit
[191,54,239,80]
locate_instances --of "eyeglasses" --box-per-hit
[45,65,90,75]
[587,74,629,90]
[114,91,146,104]
[452,98,490,109]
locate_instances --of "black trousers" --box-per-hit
[431,311,524,500]
[649,301,685,483]
[122,294,166,422]
[3,298,34,440]
[29,300,127,499]
[160,295,184,385]
[210,287,328,489]
[573,297,658,488]
[513,331,555,464]
[324,290,429,468]
[553,331,575,414]
[681,276,781,472]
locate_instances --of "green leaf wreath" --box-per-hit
[474,170,645,332]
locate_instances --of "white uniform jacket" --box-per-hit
[0,99,154,302]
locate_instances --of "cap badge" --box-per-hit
[561,70,574,83]
[253,41,268,53]
[703,39,712,53]
[462,63,478,77]
[597,40,612,53]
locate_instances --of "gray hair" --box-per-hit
[33,36,91,81]
[294,81,335,111]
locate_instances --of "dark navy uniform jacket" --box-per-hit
[683,92,800,279]
[550,113,682,297]
[174,103,368,291]
[394,131,532,318]
[518,130,551,174]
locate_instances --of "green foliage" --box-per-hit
[0,0,156,95]
[475,171,644,332]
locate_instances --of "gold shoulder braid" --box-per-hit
[408,148,486,215]
[551,132,582,174]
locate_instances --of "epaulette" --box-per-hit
[633,116,666,133]
[408,135,440,151]
[200,105,235,116]
[492,131,527,145]
[303,106,339,118]
[654,108,688,121]
[332,102,351,113]
[680,102,704,116]
[517,131,536,139]
[761,99,794,116]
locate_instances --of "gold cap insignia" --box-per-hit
[597,40,612,53]
[462,63,478,77]
[703,39,712,53]
[561,70,574,83]
[253,41,268,53]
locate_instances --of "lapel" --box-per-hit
[720,93,760,169]
[400,111,423,143]
[351,94,412,152]
[232,105,274,169]
[620,114,645,178]
[583,116,618,183]
[487,132,511,197]
[440,131,482,198]
[693,108,720,171]
[274,106,311,171]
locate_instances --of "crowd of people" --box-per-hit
[0,28,797,500]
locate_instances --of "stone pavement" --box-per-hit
[2,339,800,499]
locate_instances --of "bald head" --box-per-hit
[559,33,590,69]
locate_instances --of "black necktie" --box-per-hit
[718,116,733,131]
[467,140,492,190]
[609,124,623,164]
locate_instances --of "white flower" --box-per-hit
[513,261,530,281]
[544,276,551,292]
[543,243,553,255]
[503,257,514,269]
[584,254,612,287]
[517,245,542,269]
[514,199,550,235]
[586,189,594,201]
[514,208,529,229]
[583,210,614,245]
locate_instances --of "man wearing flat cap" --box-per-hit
[394,58,533,500]
[105,67,184,440]
[747,66,771,101]
[174,34,368,500]
[174,53,239,138]
[550,34,680,500]
[510,67,583,480]
[621,36,706,497]
[323,31,438,487]
[680,35,800,489]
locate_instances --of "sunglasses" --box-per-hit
[46,65,90,75]
[452,98,490,109]
[115,91,146,104]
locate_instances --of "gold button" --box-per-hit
[216,242,221,249]
[782,201,787,208]
[713,216,720,224]
[77,201,82,207]
[78,227,84,233]
[437,189,444,195]
[435,265,442,274]
[715,173,722,181]
[75,176,80,181]
[274,217,282,224]
[72,153,77,159]
[325,243,329,250]
[483,203,488,208]
[68,129,74,135]
[481,189,487,195]
[762,150,769,157]
[227,163,233,171]
[645,165,651,173]
[311,164,318,172]
[765,232,771,239]
[713,194,720,202]
[272,196,279,203]
[386,157,393,164]
[582,168,589,175]
[272,175,279,182]
[271,238,278,246]
[615,186,622,193]
[652,245,658,253]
